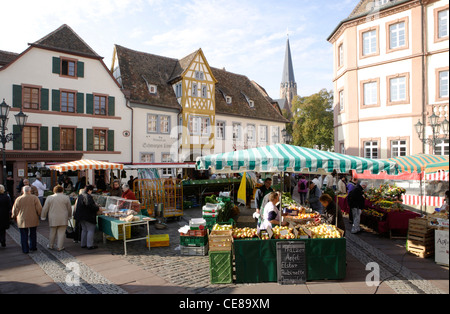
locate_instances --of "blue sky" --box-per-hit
[2,0,359,99]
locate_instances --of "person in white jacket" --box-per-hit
[32,174,47,206]
[41,185,72,251]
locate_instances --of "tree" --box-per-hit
[291,89,334,150]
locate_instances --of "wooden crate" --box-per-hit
[407,240,434,258]
[209,230,233,252]
[408,217,428,234]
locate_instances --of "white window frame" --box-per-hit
[363,81,378,106]
[159,115,170,134]
[202,85,208,98]
[364,141,379,159]
[260,125,268,143]
[195,71,204,80]
[175,83,182,98]
[140,153,154,163]
[390,76,407,102]
[147,114,158,133]
[192,83,198,97]
[363,30,377,55]
[247,124,256,142]
[189,115,210,136]
[271,126,280,144]
[438,9,449,39]
[226,96,232,104]
[439,70,449,99]
[391,140,407,157]
[216,121,226,140]
[233,122,242,141]
[389,21,406,49]
[338,44,344,67]
[435,139,449,156]
[339,90,344,111]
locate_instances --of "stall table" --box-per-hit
[97,215,155,255]
[234,238,346,283]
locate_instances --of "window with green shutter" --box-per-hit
[86,129,94,151]
[40,126,48,151]
[108,96,115,116]
[13,125,22,150]
[52,57,60,74]
[86,94,93,114]
[107,130,115,152]
[76,128,83,151]
[77,61,84,78]
[52,90,60,112]
[77,93,84,114]
[52,127,60,151]
[12,85,22,108]
[41,89,49,111]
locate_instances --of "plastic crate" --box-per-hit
[106,225,131,241]
[209,250,233,284]
[146,234,170,248]
[180,244,209,256]
[205,217,217,230]
[180,235,209,247]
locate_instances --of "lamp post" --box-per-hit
[0,99,28,186]
[281,128,293,144]
[414,107,449,154]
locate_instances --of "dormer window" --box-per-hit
[226,96,232,104]
[249,100,255,108]
[148,84,157,95]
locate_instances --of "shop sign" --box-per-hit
[276,241,306,285]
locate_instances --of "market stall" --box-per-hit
[195,144,398,283]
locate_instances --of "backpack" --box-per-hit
[299,180,306,190]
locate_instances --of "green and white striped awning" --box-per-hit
[196,144,398,175]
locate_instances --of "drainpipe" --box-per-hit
[420,0,426,154]
[125,96,134,165]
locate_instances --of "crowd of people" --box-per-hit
[254,172,370,236]
[0,174,138,253]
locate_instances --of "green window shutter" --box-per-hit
[76,128,83,151]
[40,126,48,151]
[12,85,22,108]
[77,93,84,114]
[52,57,60,74]
[52,127,60,151]
[77,61,84,78]
[108,96,115,116]
[40,88,49,111]
[52,89,60,112]
[107,130,115,152]
[86,129,94,151]
[13,125,22,150]
[86,94,93,114]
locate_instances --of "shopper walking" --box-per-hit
[74,185,100,250]
[297,175,308,205]
[32,174,47,206]
[41,185,72,251]
[11,186,42,253]
[347,181,368,234]
[337,175,347,195]
[0,185,12,247]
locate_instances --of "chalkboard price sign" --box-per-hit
[276,241,306,285]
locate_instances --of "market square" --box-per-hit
[0,0,448,298]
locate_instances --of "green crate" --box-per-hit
[180,235,209,247]
[209,251,233,284]
[205,216,217,230]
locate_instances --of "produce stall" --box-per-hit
[96,195,156,255]
[195,144,398,283]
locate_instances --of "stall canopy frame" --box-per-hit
[48,159,124,172]
[196,144,398,175]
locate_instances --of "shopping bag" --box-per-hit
[66,220,76,239]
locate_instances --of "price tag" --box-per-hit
[280,229,289,236]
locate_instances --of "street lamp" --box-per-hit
[1,99,28,186]
[414,106,449,154]
[281,128,293,144]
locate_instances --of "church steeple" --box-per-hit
[279,36,297,113]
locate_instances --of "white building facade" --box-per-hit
[328,0,449,158]
[0,25,132,190]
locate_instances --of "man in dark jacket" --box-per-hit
[347,181,367,234]
[74,185,100,249]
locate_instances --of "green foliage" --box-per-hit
[290,89,334,150]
